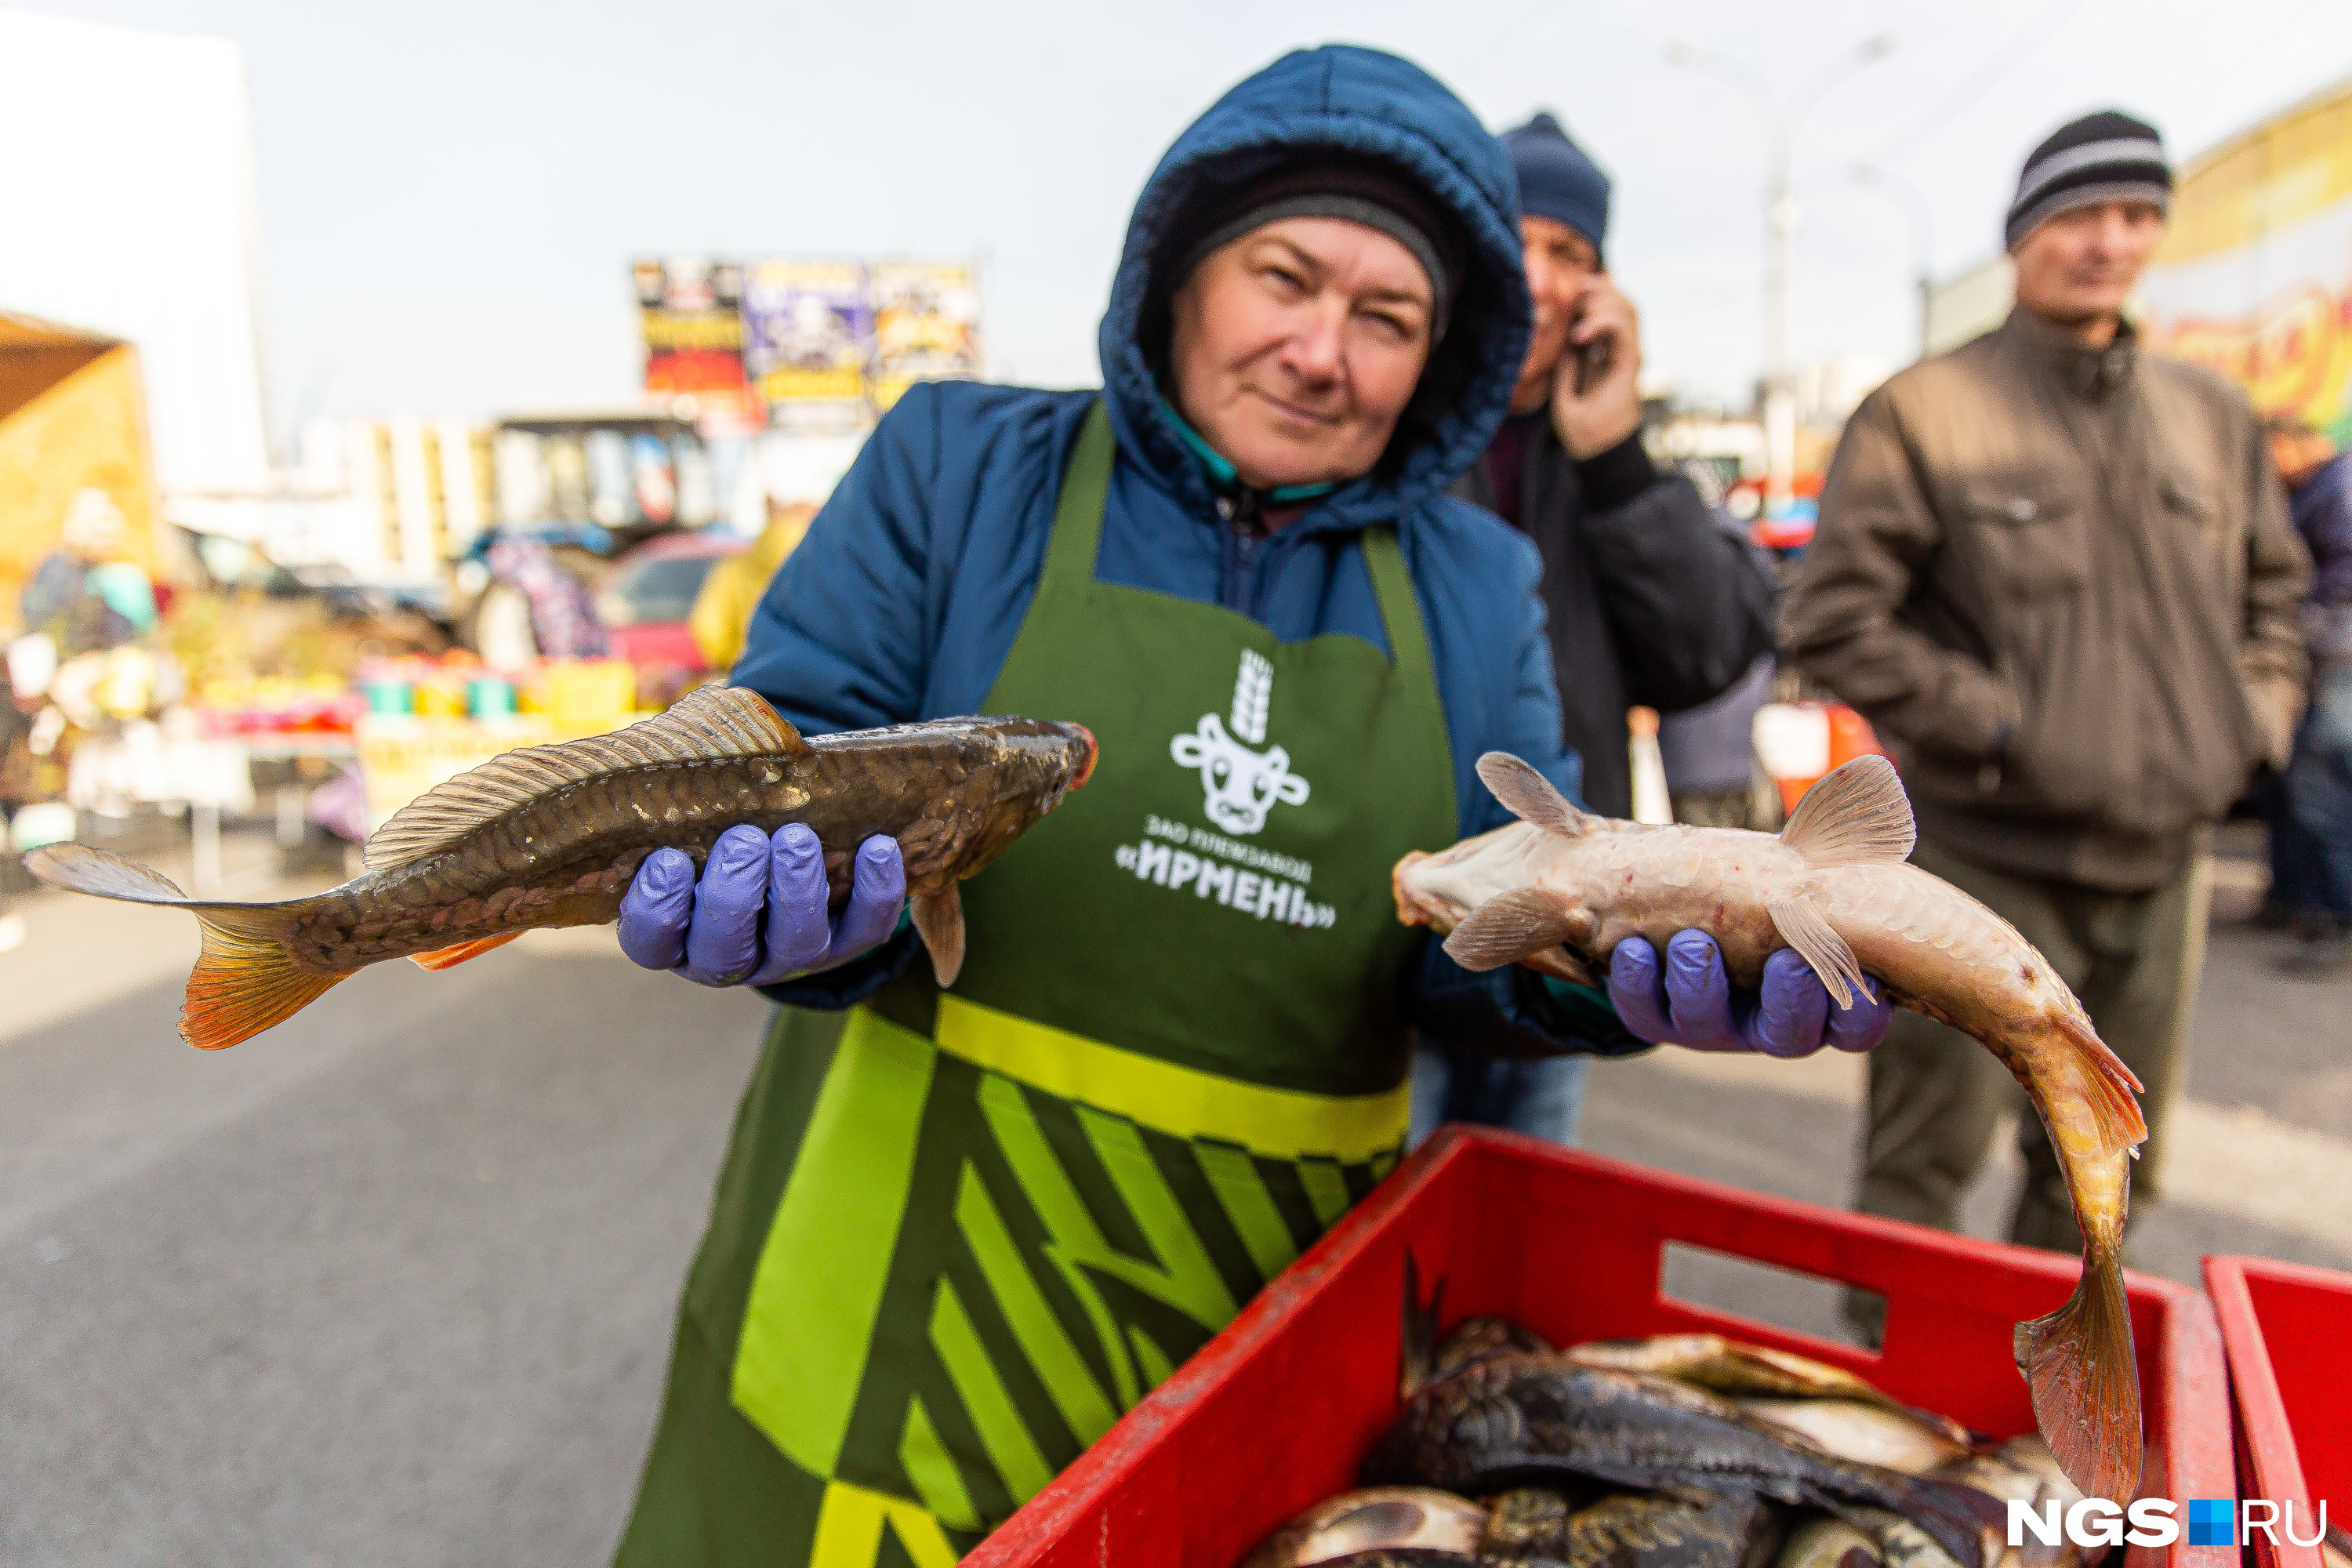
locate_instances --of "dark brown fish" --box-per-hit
[1363,1356,1987,1568]
[1484,1485,1784,1568]
[1439,1317,1558,1381]
[26,687,1095,1049]
[1396,1257,1555,1402]
[1482,1489,1582,1556]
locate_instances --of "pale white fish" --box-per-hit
[1391,754,2147,1506]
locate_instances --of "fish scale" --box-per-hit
[26,687,1095,1053]
[1390,753,2147,1508]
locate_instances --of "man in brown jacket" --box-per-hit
[1784,111,2308,1316]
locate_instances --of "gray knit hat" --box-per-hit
[2005,109,2172,250]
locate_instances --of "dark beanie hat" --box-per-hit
[2005,109,2172,250]
[1501,112,1610,256]
[1166,155,1468,341]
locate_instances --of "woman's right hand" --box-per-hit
[617,823,906,986]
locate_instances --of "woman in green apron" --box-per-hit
[609,45,1886,1566]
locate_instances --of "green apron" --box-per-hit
[615,404,1458,1567]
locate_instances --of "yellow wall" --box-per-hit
[2133,77,2352,432]
[0,342,159,632]
[2156,78,2352,266]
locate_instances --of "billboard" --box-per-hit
[741,259,873,424]
[2137,78,2352,439]
[633,256,757,425]
[869,260,982,410]
[633,255,981,425]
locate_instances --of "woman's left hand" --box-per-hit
[617,824,906,986]
[1605,930,1892,1058]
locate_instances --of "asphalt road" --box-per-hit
[2,825,2345,1565]
[2,837,768,1567]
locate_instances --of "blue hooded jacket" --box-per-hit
[735,45,1629,1054]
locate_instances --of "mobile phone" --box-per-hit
[1569,297,1613,395]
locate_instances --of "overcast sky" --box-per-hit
[21,0,2352,430]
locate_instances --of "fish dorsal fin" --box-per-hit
[1780,755,1915,868]
[1475,753,1590,835]
[364,685,807,871]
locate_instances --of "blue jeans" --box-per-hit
[2262,769,2334,916]
[2285,662,2352,922]
[1409,1046,1589,1149]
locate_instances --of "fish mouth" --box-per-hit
[1073,725,1098,788]
[1391,851,1464,932]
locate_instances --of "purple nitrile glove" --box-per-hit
[1607,929,1892,1058]
[617,823,906,986]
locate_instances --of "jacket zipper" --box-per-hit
[1216,489,1264,615]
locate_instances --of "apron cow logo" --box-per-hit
[1170,650,1311,836]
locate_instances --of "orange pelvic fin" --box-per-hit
[409,931,524,971]
[2056,1013,2149,1150]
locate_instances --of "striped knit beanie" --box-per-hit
[2005,110,2172,250]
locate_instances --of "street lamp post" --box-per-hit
[1668,34,1894,508]
[1848,163,1936,360]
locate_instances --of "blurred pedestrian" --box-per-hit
[1660,652,1781,831]
[481,535,608,659]
[20,489,153,656]
[1412,111,1780,1149]
[1463,112,1779,819]
[1783,111,2310,1327]
[2265,414,2352,975]
[688,503,812,673]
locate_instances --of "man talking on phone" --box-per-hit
[1415,111,1780,1146]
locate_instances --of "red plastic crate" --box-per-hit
[2201,1255,2351,1568]
[971,1127,2234,1568]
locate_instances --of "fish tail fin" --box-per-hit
[183,902,344,1051]
[24,841,199,905]
[2015,1244,2143,1506]
[2054,1012,2147,1151]
[25,843,342,1051]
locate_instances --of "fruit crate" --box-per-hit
[970,1126,2234,1568]
[2201,1255,2350,1568]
